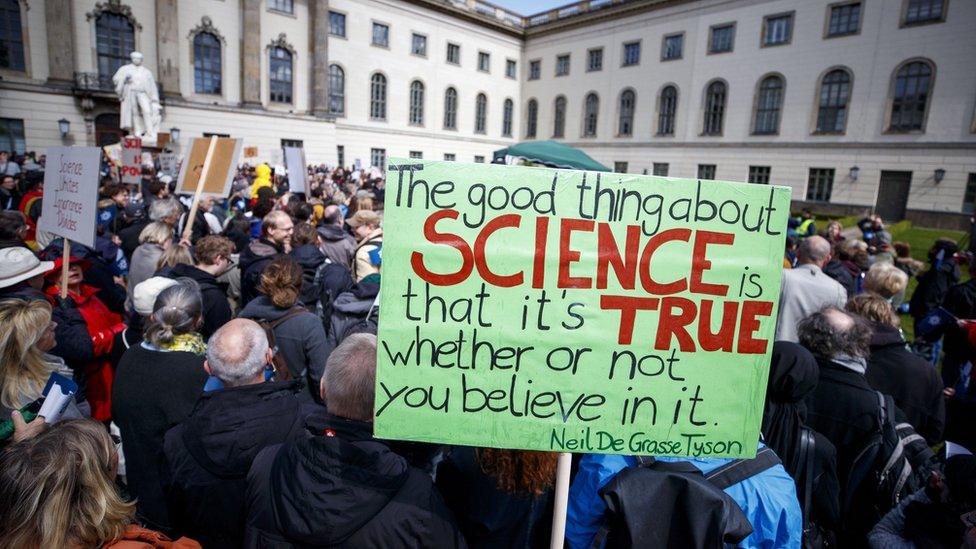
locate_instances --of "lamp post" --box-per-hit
[934,168,946,184]
[849,166,860,181]
[58,118,70,138]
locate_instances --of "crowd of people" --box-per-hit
[0,148,975,548]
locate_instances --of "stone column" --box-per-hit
[241,0,262,107]
[310,0,330,117]
[45,0,75,84]
[155,0,180,96]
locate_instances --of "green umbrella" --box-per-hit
[493,140,610,172]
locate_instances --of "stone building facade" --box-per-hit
[0,0,974,225]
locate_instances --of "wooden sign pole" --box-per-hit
[59,239,71,300]
[181,135,219,243]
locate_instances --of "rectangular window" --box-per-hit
[827,2,861,37]
[267,0,293,14]
[903,0,946,25]
[653,162,669,176]
[661,33,683,61]
[748,166,771,184]
[370,148,386,170]
[478,51,490,72]
[336,145,345,167]
[409,150,423,159]
[411,33,427,56]
[0,1,24,71]
[964,173,976,214]
[614,162,628,173]
[709,23,736,54]
[528,59,541,80]
[587,48,603,72]
[555,54,570,76]
[763,13,794,46]
[474,155,485,163]
[806,168,835,201]
[444,153,456,161]
[329,11,346,37]
[281,139,303,150]
[372,23,389,47]
[506,59,517,79]
[0,118,25,154]
[446,43,460,64]
[698,164,716,180]
[622,41,641,66]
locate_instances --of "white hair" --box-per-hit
[206,320,269,387]
[149,197,181,222]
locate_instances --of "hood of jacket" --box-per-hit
[290,244,325,272]
[267,416,409,545]
[317,224,350,242]
[239,238,281,271]
[332,281,380,315]
[869,321,905,348]
[180,380,306,477]
[167,263,221,292]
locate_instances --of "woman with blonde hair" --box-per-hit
[863,261,909,307]
[155,244,194,273]
[239,255,327,400]
[0,419,201,548]
[0,298,85,426]
[128,221,173,306]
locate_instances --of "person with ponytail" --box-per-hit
[112,279,208,532]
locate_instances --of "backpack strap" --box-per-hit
[799,428,816,532]
[268,306,307,329]
[705,447,781,490]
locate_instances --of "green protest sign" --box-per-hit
[375,159,791,458]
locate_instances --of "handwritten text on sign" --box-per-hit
[38,147,101,247]
[374,160,790,458]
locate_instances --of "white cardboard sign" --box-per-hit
[284,146,307,193]
[38,146,101,247]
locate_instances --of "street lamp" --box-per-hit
[58,118,70,137]
[934,168,946,184]
[849,166,860,181]
[169,127,181,142]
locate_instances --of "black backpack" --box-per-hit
[594,447,781,548]
[256,307,307,382]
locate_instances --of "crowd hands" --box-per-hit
[0,146,974,548]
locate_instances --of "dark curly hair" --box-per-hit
[477,448,558,496]
[797,306,871,359]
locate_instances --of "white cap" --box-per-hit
[132,276,178,315]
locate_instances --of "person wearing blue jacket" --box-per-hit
[566,442,802,549]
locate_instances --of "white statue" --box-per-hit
[112,51,161,145]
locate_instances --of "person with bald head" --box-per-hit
[317,203,357,268]
[775,235,848,342]
[162,318,324,549]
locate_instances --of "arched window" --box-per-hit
[193,32,222,95]
[657,85,677,135]
[409,80,424,125]
[618,89,635,136]
[475,93,487,134]
[816,69,850,133]
[526,99,538,138]
[0,0,25,71]
[753,75,783,134]
[328,64,344,115]
[583,93,599,137]
[269,47,293,103]
[889,60,933,132]
[553,96,567,138]
[370,72,387,120]
[444,87,458,129]
[96,13,135,88]
[703,80,726,135]
[502,98,513,137]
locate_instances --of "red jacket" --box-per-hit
[103,525,201,548]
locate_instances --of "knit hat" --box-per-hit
[132,276,178,315]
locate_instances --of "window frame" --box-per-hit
[614,162,629,174]
[444,153,456,161]
[268,45,294,104]
[812,66,853,135]
[582,92,600,138]
[526,98,538,139]
[411,32,428,57]
[652,163,669,176]
[884,58,936,134]
[0,117,25,155]
[656,84,679,136]
[622,40,641,67]
[446,42,461,65]
[900,0,948,27]
[708,22,736,55]
[328,10,347,38]
[0,0,29,76]
[191,30,223,97]
[751,73,785,136]
[553,95,567,138]
[748,165,772,184]
[555,53,570,77]
[474,92,488,134]
[617,88,636,137]
[823,1,862,38]
[587,47,604,72]
[963,172,976,214]
[477,51,491,73]
[371,21,390,49]
[443,86,458,130]
[701,79,727,136]
[698,164,717,180]
[409,150,423,159]
[761,11,795,48]
[95,12,136,89]
[369,71,388,121]
[661,32,684,61]
[370,147,387,171]
[502,97,514,137]
[528,59,541,80]
[267,0,294,15]
[409,79,425,127]
[805,168,835,202]
[505,58,517,79]
[328,63,345,116]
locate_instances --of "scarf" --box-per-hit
[762,342,820,478]
[831,353,867,375]
[158,333,207,355]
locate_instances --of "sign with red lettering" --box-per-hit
[38,146,101,247]
[373,159,791,458]
[120,136,142,185]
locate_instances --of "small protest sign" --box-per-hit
[374,159,791,458]
[244,146,258,158]
[158,151,178,176]
[38,146,101,248]
[120,136,142,184]
[284,146,307,193]
[176,137,242,197]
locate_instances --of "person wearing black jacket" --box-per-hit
[244,334,465,548]
[239,210,292,306]
[164,235,235,339]
[941,263,976,388]
[846,294,946,444]
[162,319,325,549]
[909,238,960,325]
